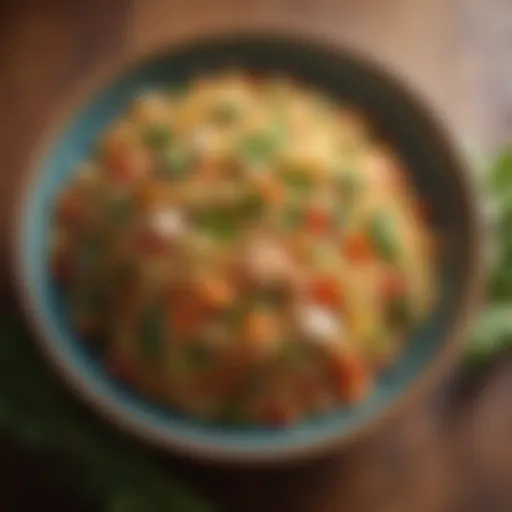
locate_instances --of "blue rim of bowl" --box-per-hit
[12,32,486,464]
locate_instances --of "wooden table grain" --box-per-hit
[1,1,511,511]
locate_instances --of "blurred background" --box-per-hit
[1,1,511,511]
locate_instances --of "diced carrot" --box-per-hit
[310,276,343,308]
[331,351,371,404]
[106,147,153,184]
[199,276,233,310]
[243,310,279,349]
[196,160,220,182]
[344,232,374,263]
[305,207,331,234]
[254,174,285,205]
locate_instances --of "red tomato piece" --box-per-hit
[331,351,371,404]
[311,276,343,308]
[344,232,374,263]
[106,147,153,184]
[305,207,331,234]
[381,269,406,299]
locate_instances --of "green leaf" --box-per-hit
[282,169,313,195]
[369,214,399,263]
[161,145,195,180]
[141,124,173,150]
[139,304,165,359]
[109,195,133,223]
[239,126,285,165]
[336,169,364,199]
[211,101,241,125]
[467,304,512,365]
[184,345,214,371]
[490,149,512,195]
[198,208,239,241]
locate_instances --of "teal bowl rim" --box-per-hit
[12,32,486,464]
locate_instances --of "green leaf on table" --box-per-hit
[467,304,512,366]
[490,148,512,196]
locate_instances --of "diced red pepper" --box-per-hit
[381,269,406,299]
[331,351,370,404]
[106,147,153,184]
[305,207,331,234]
[310,276,343,308]
[344,232,374,263]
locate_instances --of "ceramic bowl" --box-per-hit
[13,35,484,463]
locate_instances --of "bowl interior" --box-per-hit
[19,36,474,460]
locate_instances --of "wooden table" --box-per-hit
[1,1,511,510]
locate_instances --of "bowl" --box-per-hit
[12,34,484,464]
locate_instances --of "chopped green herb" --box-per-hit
[108,195,133,223]
[160,145,195,180]
[139,304,165,359]
[254,284,288,308]
[198,208,239,241]
[237,190,264,219]
[168,83,188,98]
[369,214,399,262]
[281,204,304,231]
[280,342,310,368]
[183,345,213,370]
[490,149,512,196]
[387,295,413,328]
[141,124,172,149]
[221,302,248,328]
[283,169,313,195]
[239,125,285,165]
[211,101,241,125]
[337,170,364,199]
